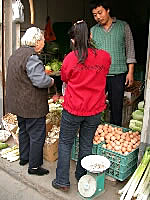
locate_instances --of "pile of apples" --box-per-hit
[48,95,64,104]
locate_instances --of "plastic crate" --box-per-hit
[97,145,139,181]
[71,137,98,161]
[106,164,137,181]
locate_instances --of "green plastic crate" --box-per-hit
[106,164,137,181]
[71,137,98,161]
[96,123,139,181]
[97,145,139,181]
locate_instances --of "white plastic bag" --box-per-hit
[12,0,24,23]
[0,130,11,142]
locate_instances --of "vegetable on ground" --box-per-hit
[118,146,150,200]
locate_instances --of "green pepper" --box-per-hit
[0,142,9,150]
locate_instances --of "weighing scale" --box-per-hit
[78,155,110,200]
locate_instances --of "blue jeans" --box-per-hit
[55,109,101,187]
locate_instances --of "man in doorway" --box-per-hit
[90,0,137,126]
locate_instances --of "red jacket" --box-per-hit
[61,48,111,116]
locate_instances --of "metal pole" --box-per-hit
[2,0,5,115]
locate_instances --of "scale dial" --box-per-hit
[78,174,97,198]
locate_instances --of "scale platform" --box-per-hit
[78,155,110,200]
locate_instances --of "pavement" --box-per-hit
[0,137,126,200]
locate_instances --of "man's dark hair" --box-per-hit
[89,0,111,12]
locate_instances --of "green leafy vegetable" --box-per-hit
[129,119,143,132]
[50,59,62,71]
[118,147,150,200]
[138,101,144,111]
[132,110,144,121]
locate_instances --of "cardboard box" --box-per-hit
[11,126,19,145]
[43,139,59,162]
[46,119,53,136]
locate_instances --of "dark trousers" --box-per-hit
[55,109,101,186]
[106,73,126,126]
[17,116,46,169]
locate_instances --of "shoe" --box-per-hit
[52,179,70,192]
[19,160,29,166]
[28,167,49,176]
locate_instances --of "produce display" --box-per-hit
[93,124,140,155]
[46,95,63,126]
[0,142,9,150]
[45,125,60,144]
[129,101,144,132]
[0,130,11,142]
[0,145,19,162]
[119,146,150,200]
[2,113,18,132]
[45,59,62,74]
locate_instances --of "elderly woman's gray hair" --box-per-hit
[21,27,44,46]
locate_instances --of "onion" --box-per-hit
[110,141,116,148]
[95,131,99,136]
[93,140,97,144]
[128,142,133,147]
[97,140,101,144]
[131,139,137,145]
[126,136,131,142]
[115,140,121,146]
[106,139,111,144]
[105,135,111,140]
[127,145,132,152]
[133,132,137,137]
[129,134,134,139]
[136,141,140,147]
[100,132,105,137]
[137,135,141,141]
[106,144,112,150]
[94,135,99,141]
[119,138,124,143]
[116,134,121,140]
[132,144,137,149]
[99,136,105,142]
[98,128,103,133]
[98,124,103,129]
[108,133,113,138]
[124,151,129,155]
[108,128,112,133]
[124,142,128,148]
[114,145,121,151]
[111,136,116,141]
[121,134,126,140]
[102,144,107,148]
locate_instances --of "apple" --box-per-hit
[45,65,51,71]
[59,96,64,102]
[52,95,60,103]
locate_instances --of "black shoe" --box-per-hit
[52,179,70,192]
[19,160,29,166]
[28,167,49,176]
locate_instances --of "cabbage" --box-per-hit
[50,59,62,71]
[129,119,143,132]
[138,101,144,111]
[132,110,144,121]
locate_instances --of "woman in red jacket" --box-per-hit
[52,20,111,191]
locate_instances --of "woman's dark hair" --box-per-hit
[89,0,111,12]
[68,20,96,64]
